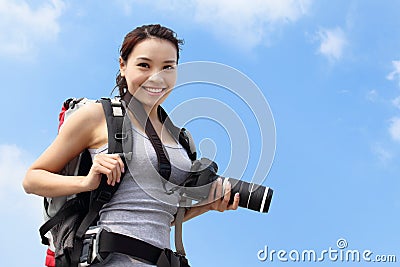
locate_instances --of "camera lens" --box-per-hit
[228,178,273,213]
[184,158,273,213]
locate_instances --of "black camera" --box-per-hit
[182,158,273,213]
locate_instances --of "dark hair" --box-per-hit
[116,24,184,96]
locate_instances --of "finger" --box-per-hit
[207,178,218,203]
[223,178,232,202]
[114,155,124,183]
[107,154,125,181]
[100,155,123,184]
[214,179,228,212]
[98,163,114,186]
[222,179,232,203]
[100,154,120,167]
[108,154,125,174]
[92,164,114,185]
[116,154,125,174]
[214,177,223,200]
[94,155,116,170]
[94,158,121,186]
[92,163,112,176]
[230,193,240,210]
[111,161,123,186]
[116,162,122,183]
[99,162,117,185]
[110,164,118,186]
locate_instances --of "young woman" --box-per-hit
[23,24,239,266]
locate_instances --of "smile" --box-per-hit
[142,86,166,94]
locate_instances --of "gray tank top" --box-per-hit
[90,126,192,266]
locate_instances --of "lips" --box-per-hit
[142,86,165,94]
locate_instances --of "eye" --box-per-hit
[163,65,175,70]
[137,63,150,68]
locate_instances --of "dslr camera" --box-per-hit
[182,158,273,213]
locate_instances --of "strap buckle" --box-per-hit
[78,227,111,267]
[78,227,102,266]
[157,248,190,267]
[115,132,128,140]
[96,190,112,203]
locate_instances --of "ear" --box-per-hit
[119,57,126,77]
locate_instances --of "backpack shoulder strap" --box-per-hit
[70,97,131,265]
[75,97,130,239]
[100,97,130,155]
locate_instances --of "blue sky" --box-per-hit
[1,0,400,266]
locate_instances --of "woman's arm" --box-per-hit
[22,103,124,197]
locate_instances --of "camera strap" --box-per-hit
[126,96,172,182]
[174,204,188,256]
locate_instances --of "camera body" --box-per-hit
[182,158,273,213]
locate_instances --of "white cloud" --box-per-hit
[316,27,347,62]
[0,144,30,192]
[366,90,378,102]
[115,0,136,15]
[387,60,400,87]
[120,0,312,50]
[192,0,311,49]
[0,144,42,215]
[372,143,393,165]
[392,96,400,109]
[388,117,400,142]
[0,0,65,59]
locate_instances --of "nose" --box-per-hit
[147,70,165,84]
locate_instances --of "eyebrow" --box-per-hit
[136,57,176,64]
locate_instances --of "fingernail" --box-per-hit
[235,193,240,198]
[122,167,125,173]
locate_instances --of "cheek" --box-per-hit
[126,73,148,92]
[165,72,177,87]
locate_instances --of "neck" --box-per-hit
[145,105,160,123]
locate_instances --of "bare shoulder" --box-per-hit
[66,101,104,123]
[59,102,107,149]
[29,102,107,173]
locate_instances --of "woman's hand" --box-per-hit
[175,177,240,224]
[83,153,125,191]
[205,177,240,212]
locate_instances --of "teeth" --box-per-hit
[143,86,163,93]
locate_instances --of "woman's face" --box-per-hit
[120,38,178,109]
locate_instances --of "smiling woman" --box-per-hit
[22,24,240,267]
